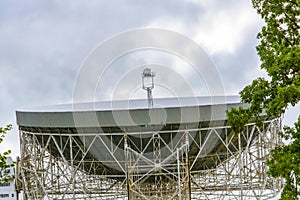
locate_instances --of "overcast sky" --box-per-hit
[0,0,299,173]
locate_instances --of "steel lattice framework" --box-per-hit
[19,118,282,200]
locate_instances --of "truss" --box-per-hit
[125,131,191,199]
[19,119,282,199]
[190,119,283,199]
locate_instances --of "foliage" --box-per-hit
[227,0,299,199]
[0,124,14,184]
[267,117,300,199]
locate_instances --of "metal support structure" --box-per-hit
[125,131,191,199]
[19,132,127,200]
[190,119,283,199]
[153,133,162,199]
[19,119,282,199]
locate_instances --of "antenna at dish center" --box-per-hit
[142,68,155,108]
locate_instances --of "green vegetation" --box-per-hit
[227,0,299,199]
[0,124,14,184]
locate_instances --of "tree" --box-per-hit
[227,0,300,199]
[268,118,300,199]
[0,124,14,184]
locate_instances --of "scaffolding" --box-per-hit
[19,118,282,200]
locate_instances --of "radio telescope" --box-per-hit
[16,69,282,199]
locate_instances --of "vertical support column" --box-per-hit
[153,133,162,199]
[177,148,182,200]
[124,133,131,199]
[238,132,243,200]
[184,131,191,200]
[19,131,30,200]
[258,127,263,183]
[69,135,76,199]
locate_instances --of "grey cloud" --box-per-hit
[0,0,277,158]
[212,27,262,94]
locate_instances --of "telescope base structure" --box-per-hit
[19,119,282,200]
